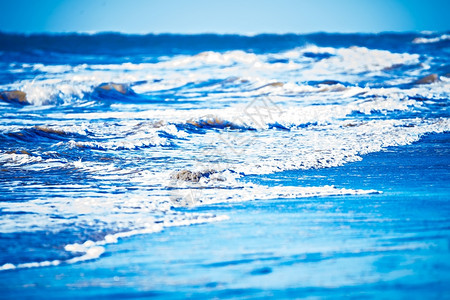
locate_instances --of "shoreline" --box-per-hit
[2,132,449,299]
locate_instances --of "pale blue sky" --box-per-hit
[0,0,449,34]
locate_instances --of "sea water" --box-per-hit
[0,32,449,298]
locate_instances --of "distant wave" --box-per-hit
[0,31,442,59]
[412,34,450,44]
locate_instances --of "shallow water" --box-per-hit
[0,32,449,297]
[1,133,449,299]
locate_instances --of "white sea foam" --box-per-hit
[0,180,376,271]
[0,152,43,166]
[300,47,420,81]
[66,135,169,150]
[0,208,229,271]
[0,45,427,106]
[412,34,450,44]
[169,184,380,207]
[0,260,61,271]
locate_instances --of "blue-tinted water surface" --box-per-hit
[0,32,449,298]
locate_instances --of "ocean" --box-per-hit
[0,32,449,298]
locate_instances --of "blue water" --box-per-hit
[0,32,449,298]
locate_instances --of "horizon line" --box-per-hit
[0,30,447,36]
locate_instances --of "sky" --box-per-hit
[0,0,449,34]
